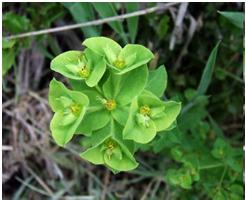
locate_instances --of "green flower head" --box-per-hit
[80,122,138,172]
[76,64,148,135]
[49,78,89,146]
[82,37,154,74]
[51,48,106,87]
[123,90,181,144]
[48,36,183,173]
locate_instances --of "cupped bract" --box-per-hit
[80,121,138,172]
[76,65,148,135]
[123,90,181,144]
[50,48,106,87]
[82,37,154,74]
[49,78,89,146]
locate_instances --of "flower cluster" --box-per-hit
[49,37,181,173]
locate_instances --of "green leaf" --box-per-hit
[104,151,138,171]
[123,99,157,144]
[49,79,89,146]
[157,15,170,39]
[103,65,148,105]
[146,65,167,97]
[2,39,15,49]
[76,109,110,134]
[197,41,221,95]
[126,3,139,43]
[211,138,229,159]
[92,3,128,43]
[49,79,89,112]
[81,122,111,147]
[51,49,106,87]
[84,49,106,87]
[51,50,83,79]
[76,90,110,134]
[81,122,138,172]
[50,110,84,146]
[83,36,122,58]
[218,11,244,29]
[2,48,15,76]
[3,12,30,33]
[153,128,181,153]
[117,44,154,74]
[111,106,129,125]
[81,145,104,164]
[62,3,100,37]
[154,101,182,131]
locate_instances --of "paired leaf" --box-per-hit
[81,121,138,171]
[103,65,148,105]
[51,49,106,87]
[83,37,154,74]
[123,90,181,143]
[146,65,167,97]
[83,36,122,57]
[49,79,89,146]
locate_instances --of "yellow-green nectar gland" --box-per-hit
[105,99,117,111]
[78,67,90,78]
[70,104,81,115]
[113,59,125,69]
[104,139,116,159]
[140,105,151,116]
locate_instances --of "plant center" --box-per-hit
[104,138,117,159]
[139,105,151,116]
[78,67,90,78]
[105,99,117,111]
[113,58,125,69]
[70,104,81,115]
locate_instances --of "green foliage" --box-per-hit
[62,3,100,37]
[92,3,128,43]
[126,3,139,43]
[218,11,244,29]
[3,12,30,33]
[197,41,221,96]
[2,39,16,76]
[146,65,167,97]
[49,37,181,172]
[2,3,243,199]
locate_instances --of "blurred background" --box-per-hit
[2,2,244,200]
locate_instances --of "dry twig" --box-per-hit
[4,3,180,40]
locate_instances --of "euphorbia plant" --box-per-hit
[49,37,181,173]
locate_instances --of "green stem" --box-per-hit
[218,166,228,188]
[199,163,224,170]
[95,85,103,94]
[217,68,244,84]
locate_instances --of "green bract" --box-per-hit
[83,37,154,74]
[123,90,181,144]
[49,37,181,173]
[49,78,89,146]
[51,48,106,87]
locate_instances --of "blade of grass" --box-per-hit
[218,11,244,29]
[13,177,33,200]
[126,3,139,43]
[15,177,51,197]
[197,41,221,95]
[62,2,100,37]
[92,3,128,43]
